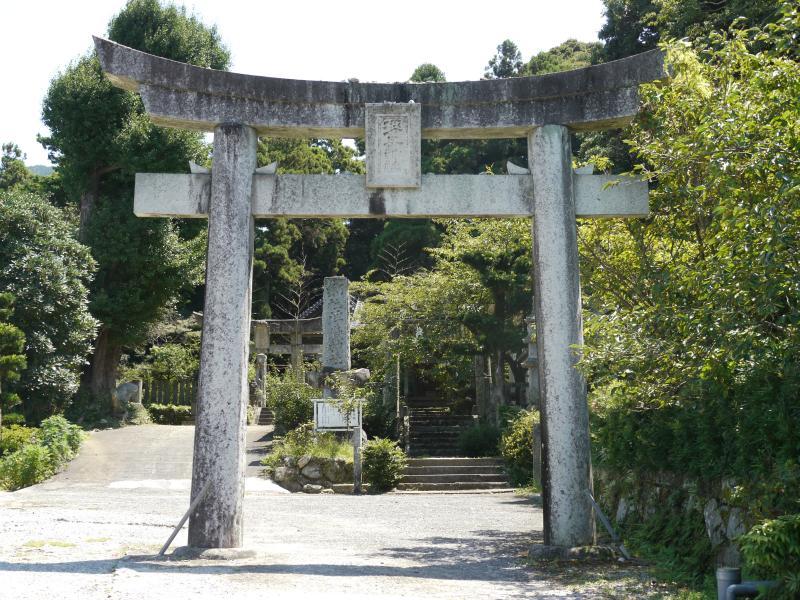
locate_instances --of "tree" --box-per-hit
[599,0,780,61]
[484,40,523,79]
[252,137,360,318]
[39,0,230,407]
[0,143,34,191]
[580,4,800,492]
[523,39,603,75]
[0,190,97,421]
[410,63,446,82]
[0,293,26,430]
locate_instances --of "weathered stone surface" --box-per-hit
[134,172,649,219]
[94,36,666,138]
[303,484,323,494]
[704,499,726,546]
[365,103,421,188]
[726,508,746,540]
[322,277,350,372]
[301,464,322,480]
[529,125,594,548]
[188,123,257,549]
[297,456,311,470]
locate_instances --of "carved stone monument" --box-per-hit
[94,35,665,550]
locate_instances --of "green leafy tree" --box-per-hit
[0,293,26,431]
[0,143,34,191]
[581,3,800,519]
[39,0,230,408]
[252,138,360,317]
[484,40,524,79]
[0,190,97,421]
[523,39,603,75]
[410,63,446,82]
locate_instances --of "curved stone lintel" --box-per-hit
[93,36,666,139]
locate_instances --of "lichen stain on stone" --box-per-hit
[369,191,386,216]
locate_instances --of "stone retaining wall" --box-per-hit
[266,455,353,494]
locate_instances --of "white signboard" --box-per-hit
[313,398,363,431]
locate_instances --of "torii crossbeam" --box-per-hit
[94,36,665,551]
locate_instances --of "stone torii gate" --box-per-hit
[94,36,664,550]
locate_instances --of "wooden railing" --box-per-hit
[142,379,197,407]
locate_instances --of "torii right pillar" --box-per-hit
[529,124,594,547]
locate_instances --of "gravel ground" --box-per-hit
[0,426,670,599]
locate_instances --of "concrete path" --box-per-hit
[0,426,662,599]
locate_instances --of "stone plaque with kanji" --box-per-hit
[365,103,421,188]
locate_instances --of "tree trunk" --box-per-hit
[81,325,122,413]
[78,172,100,243]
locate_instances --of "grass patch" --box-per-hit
[23,540,76,548]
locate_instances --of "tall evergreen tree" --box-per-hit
[39,0,230,408]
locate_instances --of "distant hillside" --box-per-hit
[28,165,54,176]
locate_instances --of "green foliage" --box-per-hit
[623,492,714,586]
[362,437,406,493]
[457,423,500,457]
[741,514,800,599]
[107,0,230,70]
[146,403,192,425]
[251,137,359,318]
[0,292,26,424]
[264,369,315,434]
[410,63,446,82]
[0,190,96,420]
[140,342,199,382]
[523,39,602,75]
[0,415,84,490]
[39,0,228,404]
[499,409,538,486]
[261,422,352,470]
[484,40,523,79]
[126,403,151,425]
[0,425,37,456]
[0,444,54,491]
[362,389,397,440]
[2,413,25,426]
[38,415,84,463]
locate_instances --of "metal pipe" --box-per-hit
[725,581,778,600]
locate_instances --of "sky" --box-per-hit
[0,0,606,166]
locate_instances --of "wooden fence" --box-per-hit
[142,379,197,406]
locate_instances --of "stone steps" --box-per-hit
[397,457,509,491]
[255,407,274,426]
[407,407,476,457]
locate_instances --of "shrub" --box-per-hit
[362,388,397,440]
[2,413,26,426]
[265,370,315,433]
[262,422,352,470]
[126,403,151,425]
[740,514,800,599]
[39,415,83,463]
[362,437,406,493]
[499,409,538,486]
[0,425,38,456]
[457,423,500,457]
[0,444,54,490]
[147,403,192,425]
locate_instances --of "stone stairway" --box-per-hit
[397,457,510,491]
[255,407,274,426]
[407,404,475,457]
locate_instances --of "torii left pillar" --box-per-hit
[189,123,257,548]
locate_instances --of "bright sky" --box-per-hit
[0,0,606,166]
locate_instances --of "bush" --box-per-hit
[39,415,83,463]
[362,388,397,440]
[126,403,151,425]
[0,444,54,490]
[0,425,38,456]
[265,370,315,434]
[362,437,406,493]
[499,409,538,486]
[147,403,192,425]
[262,422,352,470]
[740,514,800,599]
[2,413,26,426]
[457,423,500,457]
